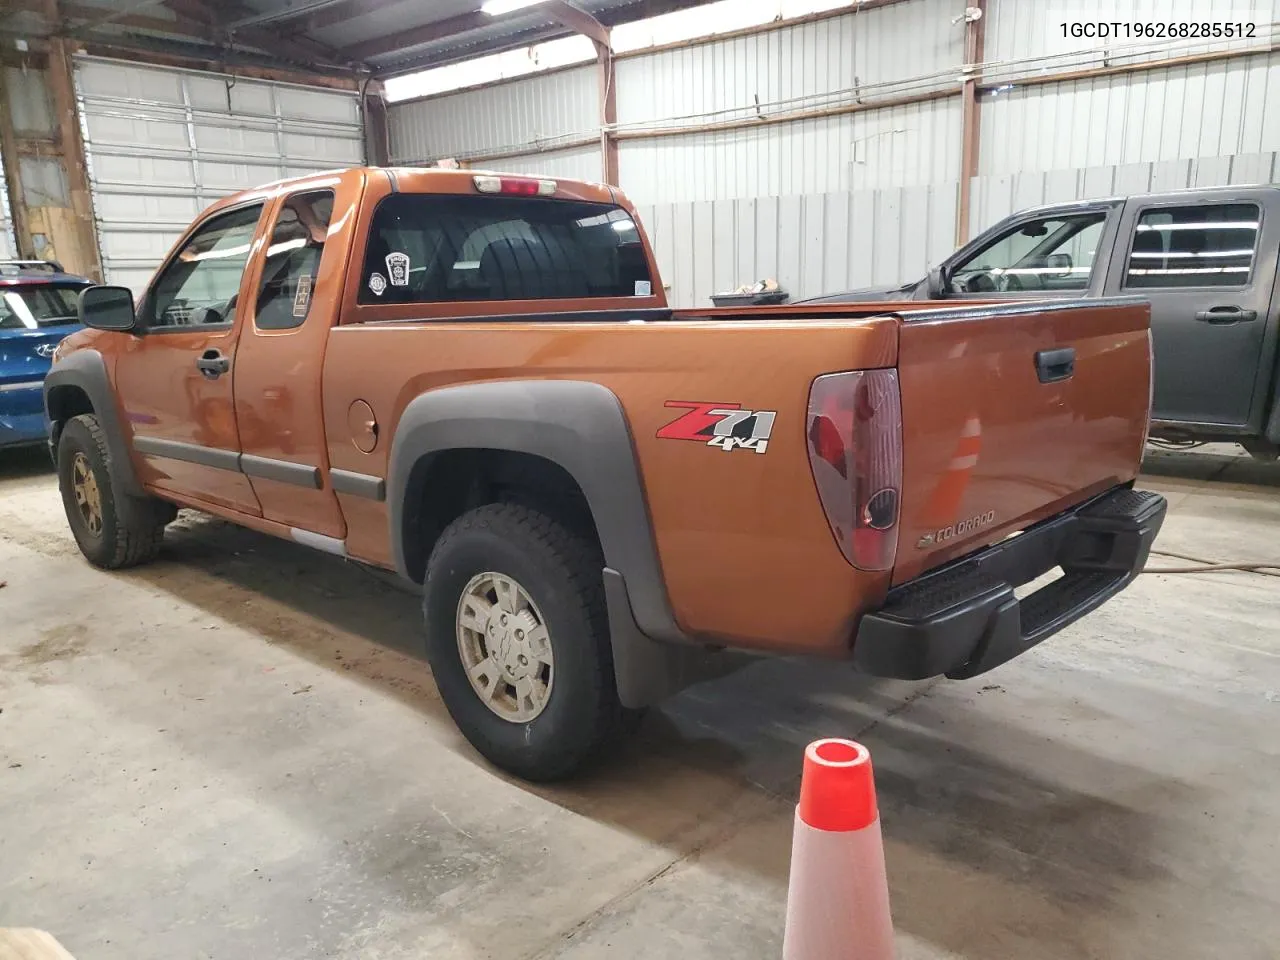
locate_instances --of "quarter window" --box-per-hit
[146,204,263,328]
[358,194,653,305]
[256,191,334,330]
[1125,203,1259,289]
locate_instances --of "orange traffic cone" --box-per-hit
[921,415,982,530]
[782,739,894,960]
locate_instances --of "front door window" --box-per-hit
[146,204,264,328]
[949,213,1107,294]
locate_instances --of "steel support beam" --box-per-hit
[362,80,390,166]
[956,0,986,245]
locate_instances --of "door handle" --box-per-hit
[196,349,230,379]
[1195,306,1258,324]
[1035,347,1075,383]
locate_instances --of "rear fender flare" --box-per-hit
[42,350,144,496]
[387,379,686,649]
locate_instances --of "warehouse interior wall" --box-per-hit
[384,0,1280,305]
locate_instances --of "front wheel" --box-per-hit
[57,414,171,569]
[423,503,634,781]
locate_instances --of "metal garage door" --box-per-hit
[75,56,363,291]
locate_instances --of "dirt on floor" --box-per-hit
[1,443,1278,960]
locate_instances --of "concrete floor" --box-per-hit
[1,444,1278,960]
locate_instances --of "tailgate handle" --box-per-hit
[1035,347,1075,383]
[1195,305,1258,324]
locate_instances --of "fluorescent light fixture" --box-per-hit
[481,0,551,15]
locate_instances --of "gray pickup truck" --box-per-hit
[814,184,1280,459]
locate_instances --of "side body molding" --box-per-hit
[43,350,144,496]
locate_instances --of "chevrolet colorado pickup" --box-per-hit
[45,167,1166,781]
[812,184,1280,459]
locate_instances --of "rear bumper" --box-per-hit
[853,486,1167,680]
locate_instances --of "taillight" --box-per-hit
[473,175,557,196]
[805,370,903,572]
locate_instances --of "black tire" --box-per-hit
[423,503,634,781]
[57,414,172,569]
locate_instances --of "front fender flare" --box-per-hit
[43,350,143,496]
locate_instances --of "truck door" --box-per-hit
[231,186,347,540]
[1104,192,1277,428]
[114,202,266,515]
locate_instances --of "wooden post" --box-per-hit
[41,13,103,281]
[0,65,33,258]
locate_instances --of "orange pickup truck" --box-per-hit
[45,167,1166,781]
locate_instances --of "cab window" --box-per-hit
[1124,203,1259,289]
[357,194,652,305]
[949,213,1107,294]
[256,191,334,330]
[146,204,264,328]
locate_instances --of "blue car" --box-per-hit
[0,260,92,449]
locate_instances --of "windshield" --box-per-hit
[0,284,84,330]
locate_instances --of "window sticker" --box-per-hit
[292,274,313,318]
[369,273,387,297]
[634,280,652,297]
[385,251,410,286]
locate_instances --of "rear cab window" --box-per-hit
[357,194,654,306]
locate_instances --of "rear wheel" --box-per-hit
[423,503,633,781]
[57,414,172,569]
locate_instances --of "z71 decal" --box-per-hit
[657,401,777,454]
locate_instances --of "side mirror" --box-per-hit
[926,265,950,299]
[1044,252,1073,277]
[78,285,137,332]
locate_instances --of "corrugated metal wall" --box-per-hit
[614,0,964,128]
[388,65,598,163]
[985,0,1279,67]
[618,96,961,204]
[639,182,956,306]
[387,0,968,196]
[980,49,1280,176]
[968,149,1280,240]
[479,143,604,182]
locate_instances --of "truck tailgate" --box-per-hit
[892,298,1151,586]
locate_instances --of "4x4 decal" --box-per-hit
[656,401,777,454]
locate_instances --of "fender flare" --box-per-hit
[386,379,728,706]
[42,350,144,497]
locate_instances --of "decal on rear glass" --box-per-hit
[657,401,776,455]
[385,251,410,286]
[634,280,652,297]
[292,274,313,318]
[368,273,387,297]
